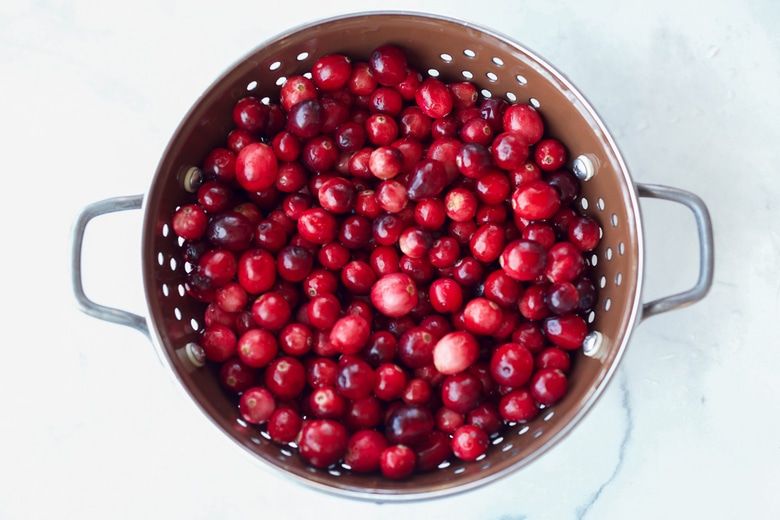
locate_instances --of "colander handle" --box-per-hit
[637,183,714,320]
[71,195,150,338]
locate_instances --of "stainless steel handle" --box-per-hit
[637,183,714,320]
[70,195,150,337]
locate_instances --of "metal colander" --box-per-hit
[71,11,714,501]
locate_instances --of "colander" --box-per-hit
[70,11,714,501]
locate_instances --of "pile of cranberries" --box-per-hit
[170,44,602,479]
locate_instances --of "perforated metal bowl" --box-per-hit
[71,11,714,501]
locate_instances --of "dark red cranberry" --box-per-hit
[233,96,270,134]
[202,148,237,183]
[568,215,601,251]
[338,215,373,250]
[405,159,447,201]
[546,281,580,315]
[530,368,568,406]
[518,282,551,322]
[364,331,398,368]
[344,429,388,473]
[384,403,434,446]
[441,372,483,414]
[286,98,323,139]
[368,44,409,87]
[276,244,314,282]
[467,402,503,435]
[535,347,571,372]
[452,256,484,287]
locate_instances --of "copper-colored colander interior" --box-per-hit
[142,12,643,500]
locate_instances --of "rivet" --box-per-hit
[573,154,597,181]
[182,166,203,193]
[185,342,206,367]
[582,331,604,357]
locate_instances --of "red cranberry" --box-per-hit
[373,363,407,401]
[467,402,503,435]
[306,356,339,388]
[278,322,313,357]
[500,239,547,281]
[368,45,409,86]
[415,77,453,119]
[233,96,270,134]
[341,259,377,295]
[490,343,534,388]
[330,315,371,355]
[545,241,585,283]
[251,291,291,331]
[264,356,306,400]
[492,132,529,170]
[237,328,278,368]
[317,241,350,270]
[518,282,551,321]
[311,53,352,91]
[235,142,278,192]
[429,277,464,314]
[402,377,433,405]
[202,147,237,183]
[530,368,568,406]
[345,429,389,473]
[238,387,276,424]
[267,407,303,444]
[279,75,317,112]
[441,372,483,414]
[307,293,342,330]
[502,103,544,145]
[459,117,494,146]
[414,431,453,472]
[543,314,588,350]
[237,249,276,294]
[380,444,416,480]
[370,273,418,318]
[276,244,314,282]
[298,419,348,469]
[469,223,506,263]
[297,208,338,245]
[462,298,503,336]
[444,187,479,222]
[397,327,436,369]
[482,270,521,307]
[200,324,237,362]
[535,347,571,372]
[534,138,568,171]
[308,385,347,419]
[568,215,602,251]
[546,281,580,315]
[399,106,432,140]
[451,424,488,461]
[499,388,539,422]
[512,180,561,221]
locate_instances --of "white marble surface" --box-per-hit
[2,0,779,518]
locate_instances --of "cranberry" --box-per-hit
[368,45,409,87]
[237,328,278,368]
[297,208,338,245]
[461,298,503,336]
[444,187,479,222]
[518,282,551,321]
[301,135,338,173]
[415,77,453,119]
[227,128,256,153]
[276,244,314,282]
[402,377,433,405]
[286,98,323,139]
[218,357,256,393]
[492,132,530,170]
[369,86,404,115]
[373,363,407,401]
[307,293,342,330]
[302,268,338,299]
[384,403,434,446]
[451,424,489,461]
[308,385,347,419]
[414,431,453,472]
[468,402,503,435]
[233,96,270,135]
[330,315,371,355]
[200,324,237,362]
[311,53,352,91]
[546,281,580,315]
[433,331,479,375]
[478,97,508,132]
[502,103,544,145]
[429,277,464,314]
[482,270,521,307]
[306,356,339,388]
[368,146,404,180]
[394,68,423,101]
[452,256,484,287]
[317,241,350,270]
[574,276,598,312]
[535,347,571,373]
[455,142,493,179]
[251,292,291,331]
[237,249,276,294]
[397,327,436,369]
[206,210,254,252]
[268,407,303,444]
[399,106,432,140]
[278,322,313,356]
[534,138,568,171]
[459,117,494,146]
[530,368,568,406]
[370,273,418,318]
[545,241,584,283]
[345,429,389,473]
[341,259,377,295]
[522,222,557,250]
[348,61,378,95]
[405,159,447,201]
[441,372,483,414]
[235,142,278,192]
[413,198,447,230]
[500,239,547,281]
[568,215,601,251]
[436,406,466,434]
[279,75,317,112]
[338,215,372,250]
[543,314,588,350]
[365,113,399,146]
[380,444,417,480]
[202,147,237,183]
[264,356,306,400]
[238,387,275,424]
[298,419,348,469]
[469,223,506,263]
[499,388,539,422]
[512,180,561,221]
[198,248,238,288]
[364,331,398,368]
[490,343,534,388]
